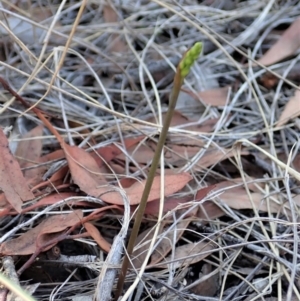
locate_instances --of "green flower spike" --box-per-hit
[179,42,203,79]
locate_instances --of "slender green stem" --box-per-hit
[114,42,202,300]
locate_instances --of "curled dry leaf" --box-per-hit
[0,210,83,255]
[84,222,111,253]
[256,17,300,66]
[0,129,34,213]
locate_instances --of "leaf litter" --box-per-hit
[0,1,300,301]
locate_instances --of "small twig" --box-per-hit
[95,188,130,301]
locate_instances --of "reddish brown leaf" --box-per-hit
[119,177,137,188]
[33,165,69,191]
[40,149,65,162]
[142,196,190,216]
[84,222,111,253]
[93,136,144,167]
[117,141,155,165]
[100,173,192,205]
[62,142,108,197]
[0,210,83,255]
[118,139,205,166]
[143,184,216,216]
[146,185,215,265]
[194,185,225,220]
[21,192,77,213]
[0,129,34,213]
[15,125,45,186]
[63,139,192,205]
[147,110,218,132]
[257,18,300,66]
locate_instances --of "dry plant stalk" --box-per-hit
[114,42,203,300]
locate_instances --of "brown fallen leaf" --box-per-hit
[31,165,69,192]
[181,86,230,107]
[15,125,44,183]
[149,219,192,267]
[148,110,218,133]
[84,222,111,253]
[213,182,285,214]
[62,142,108,197]
[259,61,300,89]
[190,263,219,297]
[103,4,127,53]
[21,192,77,213]
[154,241,215,269]
[63,141,192,206]
[142,184,216,216]
[40,149,65,162]
[100,172,192,205]
[94,136,144,167]
[0,129,34,213]
[132,185,216,269]
[257,17,300,66]
[131,223,164,269]
[197,201,224,221]
[119,141,237,170]
[193,147,249,171]
[147,110,192,128]
[0,210,83,255]
[276,88,300,127]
